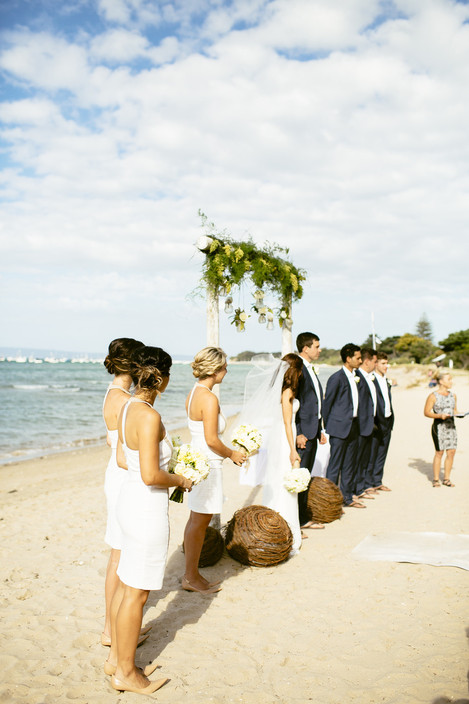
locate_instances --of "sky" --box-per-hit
[1,0,468,358]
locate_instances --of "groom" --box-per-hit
[295,332,327,526]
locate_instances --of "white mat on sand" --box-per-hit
[352,532,469,571]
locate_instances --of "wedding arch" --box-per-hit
[195,211,306,357]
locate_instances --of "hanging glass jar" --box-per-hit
[253,289,265,307]
[224,296,233,314]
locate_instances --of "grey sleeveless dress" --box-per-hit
[431,390,457,450]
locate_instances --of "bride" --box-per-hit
[240,353,304,555]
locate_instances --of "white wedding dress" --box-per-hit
[262,397,302,556]
[238,356,302,557]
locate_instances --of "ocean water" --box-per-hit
[0,359,338,465]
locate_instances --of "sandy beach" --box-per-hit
[1,366,468,704]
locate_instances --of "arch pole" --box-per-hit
[281,294,293,356]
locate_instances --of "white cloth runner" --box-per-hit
[352,532,469,571]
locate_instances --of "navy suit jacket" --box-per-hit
[295,361,323,440]
[356,369,375,437]
[373,375,395,430]
[322,368,355,439]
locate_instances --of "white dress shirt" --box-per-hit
[342,366,359,417]
[304,361,322,418]
[375,372,392,417]
[360,368,377,416]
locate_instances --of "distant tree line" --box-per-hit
[231,315,469,369]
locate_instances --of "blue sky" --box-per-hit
[1,0,468,357]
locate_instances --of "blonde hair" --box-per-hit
[191,347,227,379]
[435,370,451,383]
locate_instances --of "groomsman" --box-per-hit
[355,348,378,499]
[295,332,327,526]
[323,343,364,508]
[366,351,394,492]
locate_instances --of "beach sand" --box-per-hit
[1,367,468,704]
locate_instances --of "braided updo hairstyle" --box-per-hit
[104,338,144,376]
[131,346,172,393]
[191,347,227,379]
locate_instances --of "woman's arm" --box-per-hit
[202,393,245,465]
[282,388,301,466]
[424,393,450,420]
[139,413,191,490]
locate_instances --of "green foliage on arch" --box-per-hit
[197,210,306,307]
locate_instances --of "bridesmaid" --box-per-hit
[106,346,192,695]
[102,337,144,647]
[182,347,246,594]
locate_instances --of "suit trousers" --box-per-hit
[355,433,373,496]
[298,437,319,525]
[366,417,393,488]
[326,418,359,505]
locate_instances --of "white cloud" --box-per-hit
[90,29,149,62]
[0,31,89,92]
[97,0,132,24]
[96,0,163,27]
[0,0,468,353]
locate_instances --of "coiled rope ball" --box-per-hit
[224,505,293,566]
[307,476,344,523]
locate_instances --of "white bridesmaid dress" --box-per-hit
[103,384,131,549]
[116,399,172,590]
[187,383,226,515]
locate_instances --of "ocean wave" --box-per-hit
[10,383,81,393]
[12,384,49,390]
[51,385,80,393]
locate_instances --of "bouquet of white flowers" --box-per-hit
[168,442,210,503]
[231,424,262,456]
[283,466,311,493]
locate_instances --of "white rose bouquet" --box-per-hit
[168,443,210,503]
[283,466,311,493]
[231,423,262,456]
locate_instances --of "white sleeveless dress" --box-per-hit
[103,384,131,549]
[187,383,226,514]
[116,399,173,590]
[262,398,302,555]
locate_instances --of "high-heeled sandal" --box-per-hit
[111,675,168,694]
[181,577,221,594]
[104,660,159,676]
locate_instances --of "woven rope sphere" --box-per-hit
[224,505,293,567]
[307,476,343,523]
[183,526,224,567]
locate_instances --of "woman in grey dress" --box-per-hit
[424,372,458,487]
